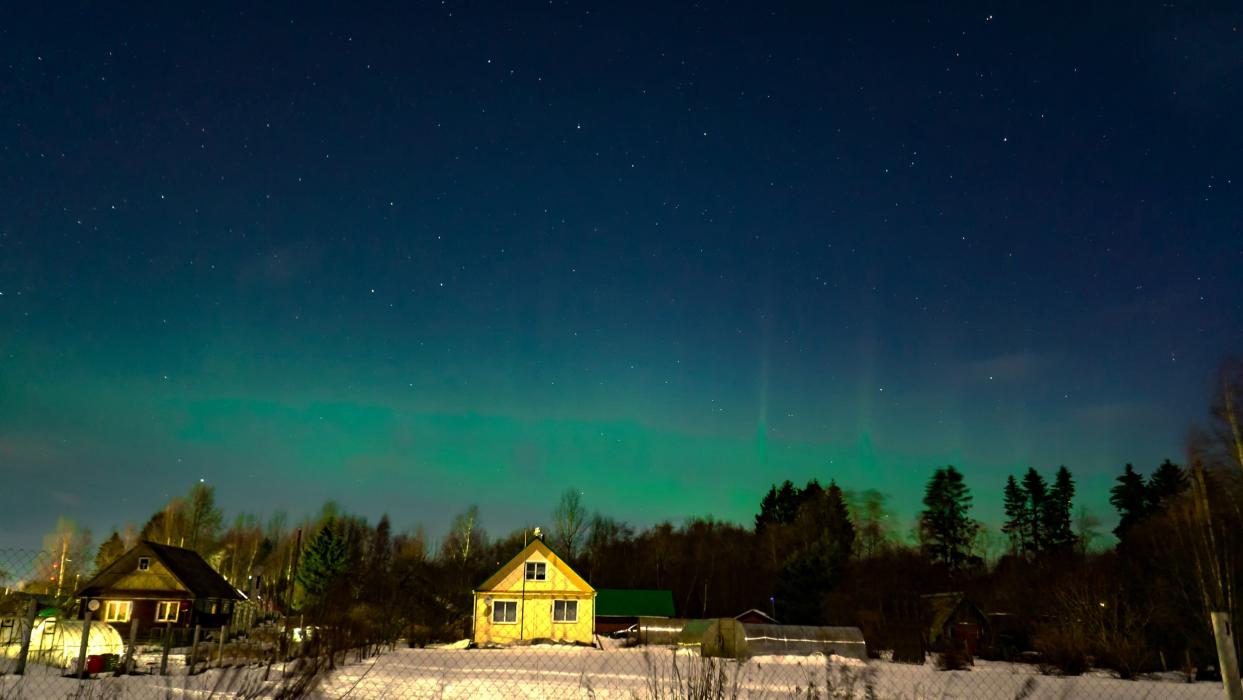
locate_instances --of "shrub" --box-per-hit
[935,641,971,671]
[1032,624,1089,676]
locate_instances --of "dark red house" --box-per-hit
[76,541,244,641]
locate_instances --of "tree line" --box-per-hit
[10,362,1243,681]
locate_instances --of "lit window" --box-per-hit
[553,600,578,623]
[524,562,546,581]
[104,601,132,623]
[155,601,179,623]
[137,558,151,571]
[492,600,517,623]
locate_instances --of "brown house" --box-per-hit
[76,541,244,641]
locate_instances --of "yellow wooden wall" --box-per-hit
[473,549,594,644]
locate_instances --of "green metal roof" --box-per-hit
[595,588,675,618]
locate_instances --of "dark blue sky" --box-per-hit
[2,2,1241,548]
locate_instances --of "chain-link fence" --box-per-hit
[0,548,1235,699]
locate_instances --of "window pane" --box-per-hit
[494,600,517,623]
[525,561,546,580]
[553,600,576,622]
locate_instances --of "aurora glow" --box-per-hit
[2,3,1241,548]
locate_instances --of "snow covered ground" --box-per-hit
[312,646,1227,700]
[0,645,1229,699]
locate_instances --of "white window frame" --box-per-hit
[104,600,132,623]
[492,600,518,624]
[552,599,578,623]
[524,561,546,581]
[155,601,180,623]
[137,557,151,571]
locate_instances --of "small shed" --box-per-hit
[701,619,868,660]
[595,589,675,635]
[921,593,989,656]
[26,617,125,672]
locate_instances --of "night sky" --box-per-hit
[2,3,1241,549]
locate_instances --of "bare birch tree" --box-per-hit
[551,488,587,559]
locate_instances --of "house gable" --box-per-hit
[78,543,191,598]
[476,539,592,595]
[77,541,242,601]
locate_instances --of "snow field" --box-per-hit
[0,645,1229,699]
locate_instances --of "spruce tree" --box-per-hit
[1001,475,1029,555]
[757,480,806,531]
[1021,468,1049,554]
[1108,464,1149,540]
[774,480,800,524]
[919,466,979,572]
[1045,466,1076,551]
[296,519,348,608]
[756,485,780,531]
[822,481,856,569]
[1147,459,1188,511]
[94,531,126,572]
[776,480,856,623]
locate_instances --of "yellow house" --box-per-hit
[472,537,595,645]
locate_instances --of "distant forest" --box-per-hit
[17,361,1243,678]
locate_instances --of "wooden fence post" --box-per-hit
[75,610,92,679]
[159,623,172,676]
[14,597,37,675]
[188,625,201,674]
[122,618,138,675]
[217,625,228,668]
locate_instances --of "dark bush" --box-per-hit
[1033,625,1089,676]
[935,641,971,671]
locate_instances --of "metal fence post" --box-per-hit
[75,610,92,679]
[14,597,37,675]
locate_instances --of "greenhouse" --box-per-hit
[24,617,125,672]
[700,619,867,660]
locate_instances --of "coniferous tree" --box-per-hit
[296,518,348,610]
[1021,468,1049,554]
[1045,466,1076,552]
[919,466,979,572]
[756,485,780,531]
[756,480,802,531]
[95,531,126,572]
[1108,463,1149,540]
[775,480,855,623]
[1146,459,1188,510]
[1001,475,1029,555]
